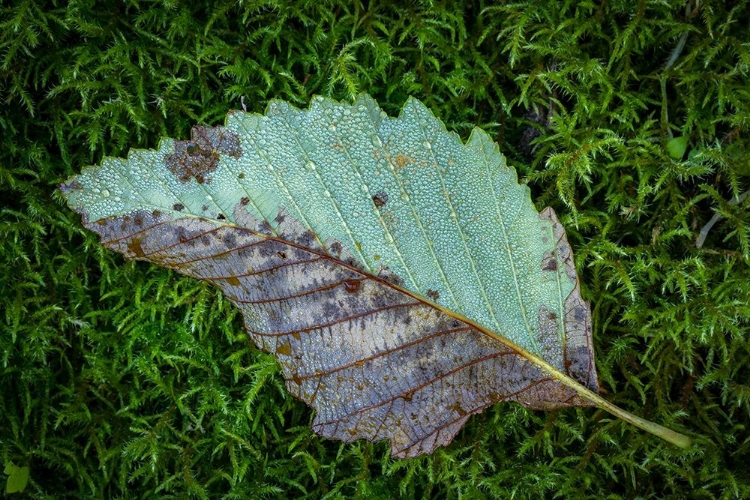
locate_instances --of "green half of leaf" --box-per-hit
[60,95,691,457]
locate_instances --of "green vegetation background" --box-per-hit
[1,0,748,497]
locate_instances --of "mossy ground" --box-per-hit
[1,1,749,498]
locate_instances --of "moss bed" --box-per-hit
[1,1,749,498]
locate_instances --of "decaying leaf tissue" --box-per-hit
[60,95,691,457]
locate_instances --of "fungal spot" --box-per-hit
[202,205,209,211]
[343,280,361,293]
[173,203,185,211]
[164,126,242,184]
[277,251,288,259]
[152,210,162,218]
[541,250,557,271]
[238,173,245,179]
[240,197,249,206]
[275,342,292,356]
[134,217,143,226]
[393,153,412,170]
[426,289,440,301]
[573,306,586,322]
[379,269,404,286]
[297,230,316,247]
[217,214,226,220]
[127,237,145,258]
[343,257,366,272]
[60,180,83,192]
[226,276,241,286]
[448,402,467,417]
[372,192,389,208]
[374,254,381,261]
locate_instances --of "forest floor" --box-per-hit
[1,1,749,498]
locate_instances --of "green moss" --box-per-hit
[1,0,748,497]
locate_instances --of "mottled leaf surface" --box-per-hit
[61,95,600,458]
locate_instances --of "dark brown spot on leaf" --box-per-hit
[426,289,440,301]
[240,197,249,206]
[372,192,389,208]
[277,251,287,259]
[344,280,361,293]
[173,203,185,211]
[127,237,145,258]
[541,250,557,271]
[276,342,292,356]
[164,126,242,184]
[226,276,241,286]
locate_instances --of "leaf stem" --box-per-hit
[538,357,693,449]
[494,331,693,449]
[426,300,694,449]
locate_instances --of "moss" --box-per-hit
[1,0,748,497]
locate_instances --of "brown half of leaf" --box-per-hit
[77,199,692,458]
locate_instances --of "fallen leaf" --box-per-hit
[60,95,691,457]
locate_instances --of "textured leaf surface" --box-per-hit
[61,95,605,457]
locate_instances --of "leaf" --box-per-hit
[4,462,30,494]
[666,136,689,159]
[60,95,691,457]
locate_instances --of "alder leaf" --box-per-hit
[60,95,691,458]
